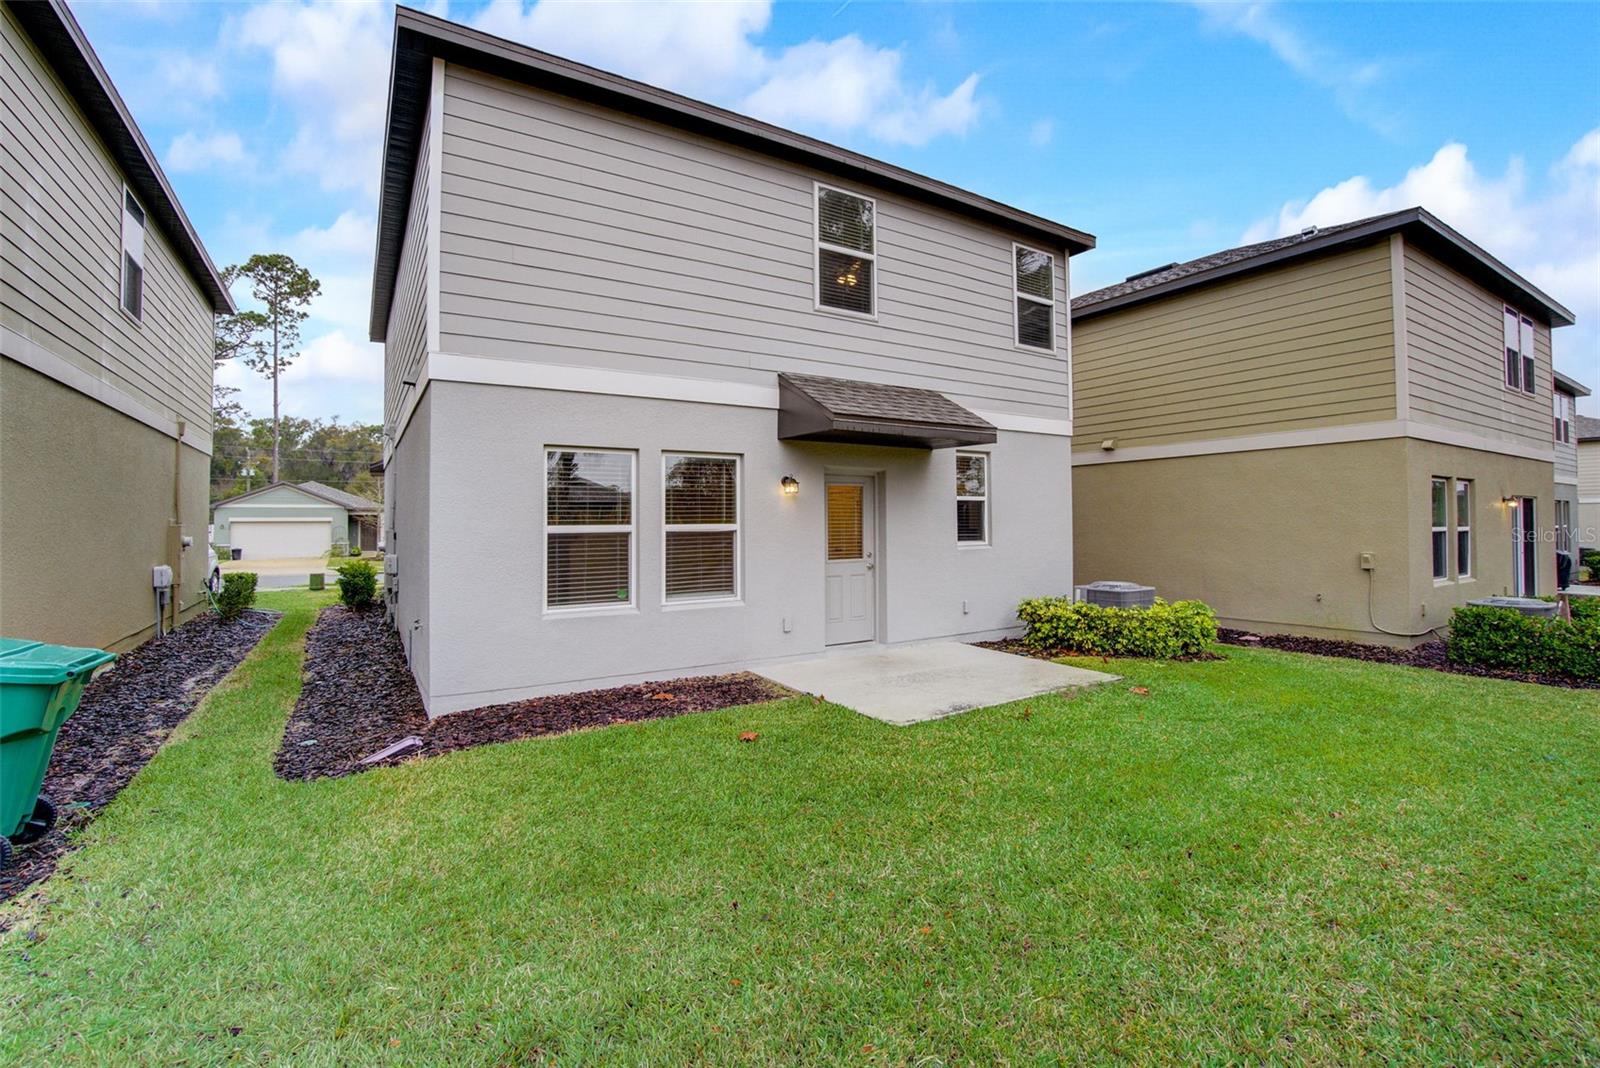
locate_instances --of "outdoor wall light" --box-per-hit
[781,476,800,497]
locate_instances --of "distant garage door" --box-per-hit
[230,519,333,559]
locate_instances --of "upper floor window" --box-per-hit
[1014,245,1055,350]
[816,185,875,317]
[120,189,145,322]
[1503,307,1535,395]
[1554,391,1573,443]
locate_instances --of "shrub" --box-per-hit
[216,572,258,622]
[1016,597,1218,659]
[335,559,379,609]
[349,543,363,557]
[1583,548,1600,573]
[1448,605,1599,680]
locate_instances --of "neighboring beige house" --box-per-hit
[0,0,233,649]
[1579,414,1600,553]
[1553,371,1589,575]
[1072,208,1573,643]
[369,10,1093,713]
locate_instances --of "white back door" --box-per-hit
[824,476,876,645]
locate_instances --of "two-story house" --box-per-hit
[368,9,1094,714]
[1554,371,1590,579]
[1071,209,1573,642]
[1,0,233,650]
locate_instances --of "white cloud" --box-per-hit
[290,211,376,261]
[1244,129,1600,411]
[473,0,983,147]
[161,54,222,100]
[1189,1,1397,135]
[166,130,250,172]
[1029,119,1054,148]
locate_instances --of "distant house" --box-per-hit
[1072,208,1574,643]
[1,0,233,649]
[1578,414,1600,552]
[1554,371,1590,568]
[368,9,1094,714]
[212,482,382,559]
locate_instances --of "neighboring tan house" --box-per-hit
[1553,371,1589,576]
[0,0,233,650]
[212,482,383,560]
[1579,414,1600,553]
[369,9,1093,714]
[1071,208,1573,644]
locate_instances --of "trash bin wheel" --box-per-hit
[0,835,11,870]
[10,795,56,846]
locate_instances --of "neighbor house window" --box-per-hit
[1555,499,1572,555]
[545,449,634,609]
[1013,245,1055,350]
[663,453,739,603]
[1431,477,1449,580]
[816,184,875,316]
[120,188,145,321]
[956,452,989,544]
[1455,479,1472,579]
[1554,391,1573,443]
[1503,307,1535,395]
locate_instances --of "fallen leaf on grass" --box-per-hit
[918,925,933,935]
[739,731,759,742]
[1129,686,1150,696]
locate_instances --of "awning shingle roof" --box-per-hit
[777,373,995,449]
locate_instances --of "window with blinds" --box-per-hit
[826,483,863,560]
[816,184,875,316]
[545,449,634,609]
[956,452,989,544]
[663,454,739,602]
[120,188,145,321]
[1503,306,1535,395]
[1014,245,1054,350]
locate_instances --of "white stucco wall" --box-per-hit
[406,381,1073,714]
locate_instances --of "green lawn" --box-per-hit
[1,589,1596,1064]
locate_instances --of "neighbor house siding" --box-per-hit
[384,98,432,432]
[1072,241,1396,450]
[1402,244,1551,451]
[0,5,213,435]
[434,65,1071,423]
[1554,400,1578,486]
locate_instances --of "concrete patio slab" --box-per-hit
[758,641,1118,726]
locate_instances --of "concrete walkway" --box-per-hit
[758,641,1118,726]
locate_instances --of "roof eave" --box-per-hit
[369,5,1094,340]
[1554,370,1591,398]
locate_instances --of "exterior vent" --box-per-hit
[1299,225,1319,239]
[1124,262,1179,283]
[1076,580,1156,609]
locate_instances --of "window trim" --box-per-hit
[813,181,878,321]
[956,450,990,547]
[660,451,742,607]
[1503,305,1535,397]
[1430,476,1450,583]
[1455,478,1472,580]
[119,185,146,325]
[1012,242,1056,353]
[542,446,637,616]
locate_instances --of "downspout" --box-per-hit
[171,419,185,632]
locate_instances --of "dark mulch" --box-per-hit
[276,606,792,781]
[973,638,1224,663]
[1217,628,1598,690]
[0,610,278,906]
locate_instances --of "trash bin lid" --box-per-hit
[0,638,116,685]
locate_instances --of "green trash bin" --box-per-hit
[0,638,115,867]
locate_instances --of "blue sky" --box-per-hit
[73,0,1600,421]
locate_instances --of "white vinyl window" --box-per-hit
[545,448,635,610]
[956,452,989,545]
[1503,306,1535,395]
[815,184,876,317]
[1431,477,1449,580]
[1555,499,1572,556]
[1455,479,1472,579]
[662,453,739,603]
[1554,391,1573,443]
[1013,244,1055,350]
[120,188,145,321]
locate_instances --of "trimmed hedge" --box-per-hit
[335,560,379,609]
[217,572,258,622]
[1017,597,1218,659]
[1447,604,1599,681]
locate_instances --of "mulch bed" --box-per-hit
[276,606,791,781]
[1217,628,1598,690]
[0,610,278,906]
[973,638,1224,663]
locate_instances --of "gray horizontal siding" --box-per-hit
[385,99,431,431]
[1403,244,1550,449]
[435,65,1071,419]
[0,8,213,433]
[1556,436,1578,485]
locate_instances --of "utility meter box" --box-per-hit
[151,565,173,589]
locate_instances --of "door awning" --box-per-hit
[777,373,997,449]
